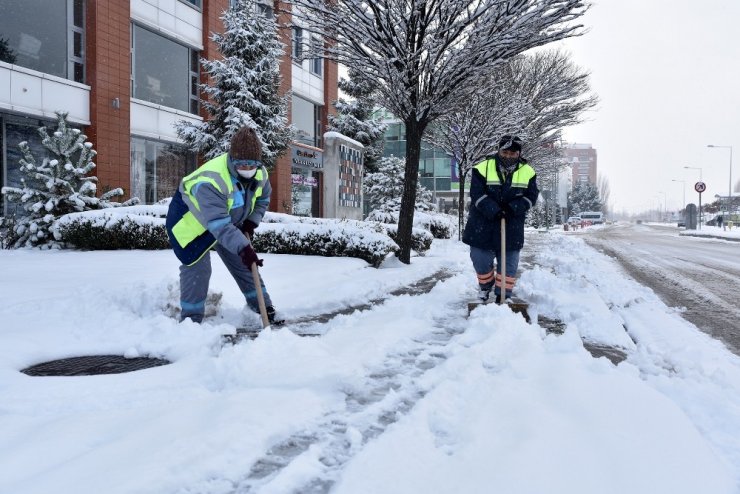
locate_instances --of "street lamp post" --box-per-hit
[684,165,703,181]
[671,179,686,213]
[707,145,733,217]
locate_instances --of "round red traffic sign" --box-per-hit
[695,181,706,193]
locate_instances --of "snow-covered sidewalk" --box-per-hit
[0,235,738,493]
[679,224,740,241]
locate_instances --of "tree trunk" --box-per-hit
[458,167,467,241]
[396,118,425,264]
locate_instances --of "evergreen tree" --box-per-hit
[1,111,137,248]
[0,37,16,64]
[175,0,291,167]
[364,156,434,215]
[567,182,602,215]
[329,67,386,173]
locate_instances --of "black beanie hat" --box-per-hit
[498,135,523,153]
[230,127,262,160]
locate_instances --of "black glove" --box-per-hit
[239,244,263,270]
[494,208,506,221]
[240,220,258,238]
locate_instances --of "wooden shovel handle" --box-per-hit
[251,263,270,328]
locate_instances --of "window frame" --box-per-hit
[130,22,200,115]
[292,26,303,62]
[310,36,323,77]
[178,0,202,10]
[67,0,85,83]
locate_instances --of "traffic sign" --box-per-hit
[694,181,706,193]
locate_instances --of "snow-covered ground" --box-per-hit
[1,232,739,493]
[679,224,740,241]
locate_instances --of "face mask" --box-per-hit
[498,156,519,171]
[237,168,257,179]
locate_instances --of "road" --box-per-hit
[580,223,740,354]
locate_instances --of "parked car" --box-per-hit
[567,216,582,225]
[677,219,686,227]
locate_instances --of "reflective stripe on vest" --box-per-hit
[473,159,535,188]
[171,153,268,252]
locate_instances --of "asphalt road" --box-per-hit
[581,223,740,355]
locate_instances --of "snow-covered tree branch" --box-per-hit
[176,0,292,167]
[291,0,589,263]
[329,67,387,173]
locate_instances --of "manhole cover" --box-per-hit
[21,355,171,376]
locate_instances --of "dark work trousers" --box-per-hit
[469,246,521,298]
[179,243,272,322]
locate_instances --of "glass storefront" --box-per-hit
[131,137,196,204]
[290,144,323,217]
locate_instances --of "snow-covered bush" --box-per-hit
[367,210,455,239]
[252,222,396,267]
[54,205,169,250]
[53,208,417,266]
[261,212,434,254]
[1,111,138,248]
[383,225,433,255]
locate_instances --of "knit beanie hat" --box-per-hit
[230,127,262,160]
[498,135,523,153]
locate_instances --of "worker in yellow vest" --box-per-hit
[166,127,280,324]
[462,135,539,302]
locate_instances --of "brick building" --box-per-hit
[563,143,597,187]
[0,0,337,216]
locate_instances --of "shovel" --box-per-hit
[498,216,531,322]
[251,263,271,329]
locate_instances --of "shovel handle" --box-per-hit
[500,217,506,305]
[251,262,270,329]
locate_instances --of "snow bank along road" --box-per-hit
[582,222,740,355]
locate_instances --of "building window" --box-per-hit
[292,27,303,60]
[132,24,199,114]
[1,114,53,215]
[0,0,85,83]
[292,96,323,148]
[180,0,202,8]
[310,37,323,76]
[131,138,196,204]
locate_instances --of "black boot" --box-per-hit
[266,306,285,326]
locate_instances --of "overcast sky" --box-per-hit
[554,0,740,214]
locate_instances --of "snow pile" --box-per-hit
[0,233,738,493]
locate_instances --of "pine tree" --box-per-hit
[567,182,602,216]
[329,67,386,173]
[0,37,16,64]
[364,156,434,216]
[1,111,137,248]
[175,0,291,167]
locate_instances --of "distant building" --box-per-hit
[563,143,597,187]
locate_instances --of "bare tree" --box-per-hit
[427,49,597,236]
[292,0,589,263]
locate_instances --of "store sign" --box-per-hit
[292,174,318,187]
[291,145,323,169]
